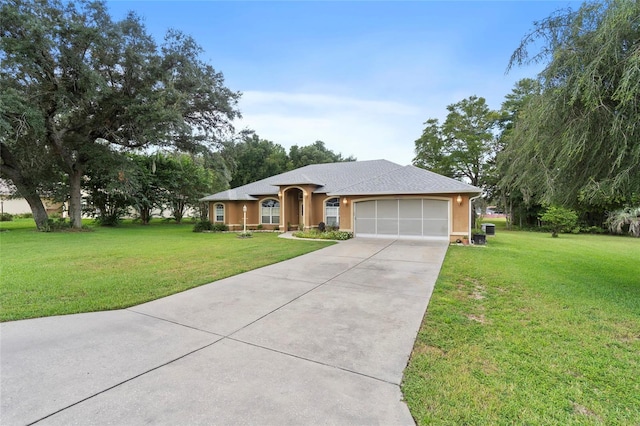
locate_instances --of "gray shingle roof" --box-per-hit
[200,160,480,201]
[328,165,480,195]
[203,189,259,201]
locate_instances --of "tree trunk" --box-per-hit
[198,202,208,220]
[68,169,83,229]
[172,200,185,223]
[9,179,49,230]
[139,207,151,225]
[1,143,50,230]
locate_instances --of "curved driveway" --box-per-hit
[1,237,447,425]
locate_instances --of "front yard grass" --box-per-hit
[402,231,640,424]
[0,219,332,321]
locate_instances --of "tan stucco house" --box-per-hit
[201,159,481,241]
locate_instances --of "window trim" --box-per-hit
[260,198,280,225]
[324,197,340,227]
[214,203,225,223]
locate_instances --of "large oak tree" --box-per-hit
[413,95,499,188]
[0,0,240,229]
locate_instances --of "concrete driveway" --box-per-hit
[1,237,448,425]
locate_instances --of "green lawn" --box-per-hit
[3,218,639,423]
[402,229,640,425]
[0,219,332,321]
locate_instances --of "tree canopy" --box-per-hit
[413,95,499,188]
[504,0,640,206]
[288,141,356,170]
[224,134,289,188]
[0,0,240,229]
[223,135,355,187]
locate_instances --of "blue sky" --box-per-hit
[106,1,580,165]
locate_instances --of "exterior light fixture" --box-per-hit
[342,198,348,205]
[456,194,463,206]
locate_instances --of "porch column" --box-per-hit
[278,188,284,230]
[303,189,311,230]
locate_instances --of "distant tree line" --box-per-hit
[79,137,353,226]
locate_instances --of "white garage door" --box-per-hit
[354,199,449,238]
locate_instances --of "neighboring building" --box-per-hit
[0,179,63,216]
[485,205,507,219]
[201,159,481,241]
[1,180,29,215]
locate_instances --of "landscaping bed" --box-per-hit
[292,229,353,240]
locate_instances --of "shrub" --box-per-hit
[0,212,14,222]
[539,206,578,237]
[292,229,353,240]
[193,221,228,233]
[18,212,33,219]
[192,220,213,232]
[94,215,121,227]
[472,216,485,235]
[44,217,80,232]
[606,207,640,237]
[211,223,228,232]
[581,225,605,234]
[326,230,353,240]
[237,230,252,238]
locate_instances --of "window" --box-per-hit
[214,204,224,222]
[325,198,340,227]
[261,199,280,224]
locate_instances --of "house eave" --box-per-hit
[199,194,260,202]
[328,189,483,197]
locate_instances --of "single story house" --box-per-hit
[200,159,481,241]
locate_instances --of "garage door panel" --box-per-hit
[376,200,398,218]
[423,200,448,216]
[355,218,376,234]
[399,200,422,219]
[423,219,449,236]
[399,219,422,235]
[377,219,398,234]
[357,201,376,218]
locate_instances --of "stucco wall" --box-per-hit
[208,192,476,239]
[210,200,265,230]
